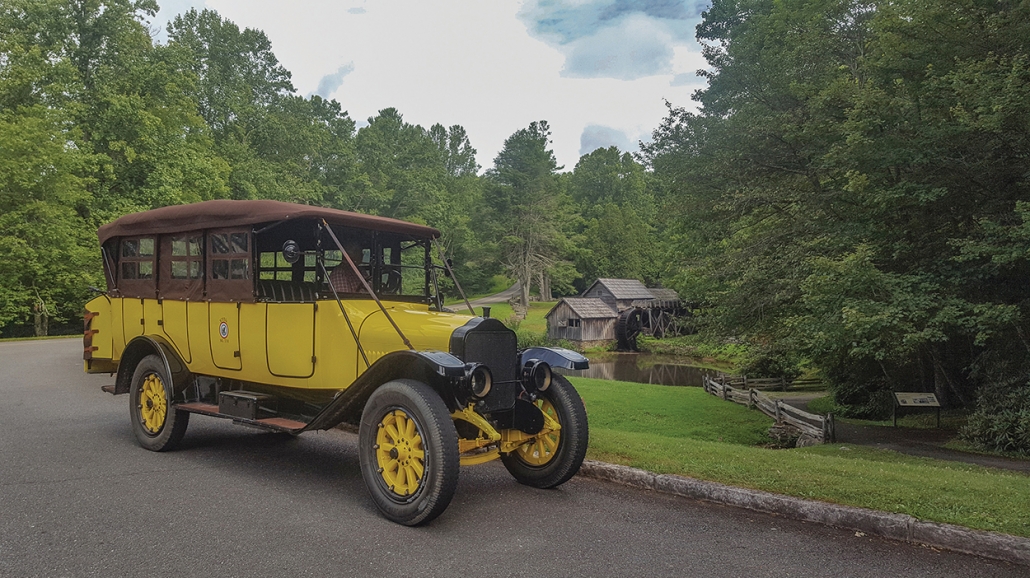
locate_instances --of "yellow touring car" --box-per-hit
[83,199,588,525]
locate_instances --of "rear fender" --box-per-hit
[113,335,192,396]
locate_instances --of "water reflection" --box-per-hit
[558,354,717,387]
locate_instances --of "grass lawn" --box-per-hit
[474,300,555,333]
[572,377,1030,538]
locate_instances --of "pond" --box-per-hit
[557,353,719,387]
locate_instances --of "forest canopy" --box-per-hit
[2,0,1029,453]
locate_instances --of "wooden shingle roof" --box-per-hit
[586,278,655,300]
[546,298,617,319]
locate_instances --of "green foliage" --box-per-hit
[638,334,748,367]
[963,382,1030,457]
[643,0,1030,435]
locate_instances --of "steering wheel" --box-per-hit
[383,266,403,294]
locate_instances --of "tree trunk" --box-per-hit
[33,304,48,337]
[519,274,531,309]
[539,272,552,301]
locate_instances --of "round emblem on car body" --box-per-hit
[219,321,229,339]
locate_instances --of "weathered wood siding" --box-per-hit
[547,301,616,341]
[582,286,618,311]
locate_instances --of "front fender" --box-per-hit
[519,347,589,371]
[301,349,466,431]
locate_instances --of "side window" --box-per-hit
[118,237,156,298]
[210,232,249,280]
[120,238,155,280]
[207,229,253,302]
[160,233,204,299]
[170,235,203,280]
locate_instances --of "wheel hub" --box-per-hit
[375,409,425,497]
[138,374,167,434]
[515,398,561,466]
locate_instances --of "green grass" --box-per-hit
[572,377,1030,538]
[806,395,836,415]
[638,334,747,368]
[474,300,554,333]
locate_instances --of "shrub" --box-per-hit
[961,381,1030,456]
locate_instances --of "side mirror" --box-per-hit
[282,240,301,264]
[444,258,454,278]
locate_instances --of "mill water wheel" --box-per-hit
[615,308,643,351]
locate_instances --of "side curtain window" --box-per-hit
[207,229,254,301]
[159,233,204,300]
[118,237,156,298]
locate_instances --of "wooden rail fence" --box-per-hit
[712,373,824,392]
[703,376,835,443]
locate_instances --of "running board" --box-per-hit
[174,402,307,433]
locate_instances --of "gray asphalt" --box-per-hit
[0,339,1024,577]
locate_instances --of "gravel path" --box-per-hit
[780,396,1030,474]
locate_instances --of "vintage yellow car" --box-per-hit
[83,199,589,525]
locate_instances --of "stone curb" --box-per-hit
[577,460,1030,567]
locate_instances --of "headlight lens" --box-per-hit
[467,363,492,398]
[522,359,552,392]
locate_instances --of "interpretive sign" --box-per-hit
[894,392,940,407]
[893,392,941,427]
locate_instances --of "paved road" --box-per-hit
[1,339,1024,577]
[467,282,520,308]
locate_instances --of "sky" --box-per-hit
[151,0,711,171]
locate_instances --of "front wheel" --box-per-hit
[129,355,189,451]
[358,380,459,526]
[501,374,588,488]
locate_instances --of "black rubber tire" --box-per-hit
[129,355,189,452]
[500,374,588,489]
[358,380,459,526]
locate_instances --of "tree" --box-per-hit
[568,147,657,289]
[485,121,568,305]
[643,0,1030,438]
[167,8,357,204]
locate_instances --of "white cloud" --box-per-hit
[163,0,705,170]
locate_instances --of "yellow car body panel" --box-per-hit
[85,295,474,393]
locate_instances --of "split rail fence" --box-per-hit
[711,373,825,392]
[702,376,835,443]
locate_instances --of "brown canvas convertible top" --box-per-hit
[98,199,440,245]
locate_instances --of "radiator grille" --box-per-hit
[462,331,517,382]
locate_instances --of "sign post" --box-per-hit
[893,392,941,428]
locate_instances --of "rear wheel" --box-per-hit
[358,380,459,526]
[501,374,588,488]
[129,355,189,451]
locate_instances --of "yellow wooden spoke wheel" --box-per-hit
[129,354,189,452]
[514,398,561,466]
[501,374,588,489]
[375,409,427,497]
[358,380,459,526]
[139,374,168,434]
